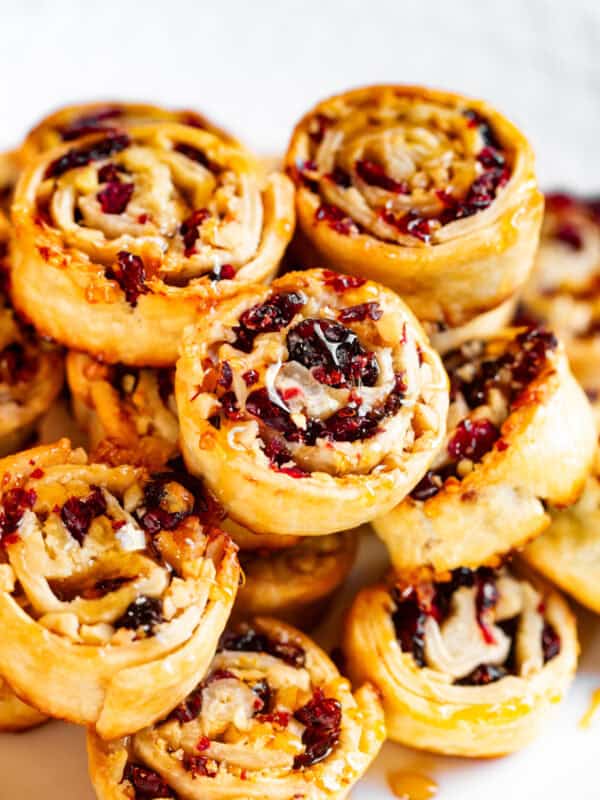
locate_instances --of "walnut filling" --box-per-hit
[119,624,343,796]
[0,469,220,647]
[36,129,267,303]
[391,567,560,686]
[290,93,512,245]
[411,327,557,500]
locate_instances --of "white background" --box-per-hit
[0,1,599,798]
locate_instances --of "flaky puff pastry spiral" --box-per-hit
[19,100,237,162]
[176,268,449,536]
[87,617,385,800]
[343,564,577,757]
[374,327,595,579]
[518,192,600,423]
[285,85,543,326]
[11,123,295,365]
[67,351,178,469]
[0,439,240,739]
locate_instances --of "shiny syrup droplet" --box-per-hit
[388,770,438,800]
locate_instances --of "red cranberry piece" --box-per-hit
[61,107,124,141]
[477,146,505,168]
[322,271,366,293]
[219,626,306,667]
[60,487,107,545]
[232,291,306,352]
[447,418,499,463]
[217,361,233,389]
[338,302,383,323]
[542,622,561,662]
[107,250,149,307]
[44,133,130,179]
[545,192,576,213]
[554,222,583,250]
[463,109,500,148]
[355,159,409,194]
[242,369,259,386]
[315,203,358,235]
[475,568,499,644]
[0,487,37,547]
[308,113,333,144]
[391,588,428,666]
[326,166,352,188]
[258,709,291,727]
[219,390,243,421]
[97,162,124,183]
[115,596,164,635]
[251,678,272,713]
[380,209,434,243]
[182,754,217,778]
[123,763,172,798]
[138,471,203,532]
[263,438,308,478]
[180,209,210,257]
[511,327,558,386]
[294,688,342,768]
[170,686,204,724]
[457,663,507,685]
[97,181,134,214]
[410,470,442,501]
[209,263,235,281]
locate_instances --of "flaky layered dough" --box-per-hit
[374,327,595,578]
[343,566,577,757]
[20,100,236,162]
[285,85,543,326]
[427,296,517,356]
[518,193,600,420]
[87,617,385,800]
[524,450,600,612]
[0,440,239,739]
[0,679,47,732]
[176,269,449,536]
[67,351,178,468]
[11,123,295,365]
[234,532,358,627]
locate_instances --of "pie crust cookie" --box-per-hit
[0,439,240,739]
[343,564,577,757]
[285,84,543,326]
[374,326,595,578]
[87,617,385,800]
[11,123,295,365]
[176,268,449,536]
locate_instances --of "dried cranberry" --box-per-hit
[380,209,433,243]
[410,470,442,501]
[263,438,308,478]
[107,250,149,307]
[97,180,134,214]
[123,763,172,798]
[477,146,505,169]
[61,107,123,141]
[0,487,37,546]
[447,418,499,463]
[308,113,333,144]
[542,622,561,662]
[232,291,305,352]
[457,664,507,686]
[170,687,203,724]
[44,133,130,179]
[293,688,342,768]
[182,754,217,778]
[60,487,107,545]
[463,109,500,148]
[511,327,557,387]
[180,209,210,257]
[475,568,499,644]
[115,596,163,635]
[322,271,366,293]
[138,472,199,533]
[391,588,428,666]
[554,222,583,251]
[338,302,383,323]
[217,361,233,389]
[219,626,306,667]
[242,369,258,386]
[326,166,352,188]
[251,678,271,712]
[97,162,123,183]
[174,143,214,171]
[209,263,235,281]
[219,391,243,421]
[315,203,357,236]
[355,159,409,193]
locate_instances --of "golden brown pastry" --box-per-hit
[374,326,595,578]
[518,192,600,420]
[523,448,600,613]
[87,617,385,799]
[11,123,295,365]
[0,679,47,732]
[0,440,239,739]
[176,268,449,536]
[234,532,358,627]
[426,296,517,355]
[20,100,236,161]
[285,84,542,326]
[344,564,577,757]
[67,351,178,468]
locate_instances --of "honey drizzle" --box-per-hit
[388,770,438,800]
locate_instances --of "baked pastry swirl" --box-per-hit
[176,268,449,536]
[234,532,358,627]
[87,617,385,799]
[518,192,600,419]
[523,450,600,613]
[67,351,178,469]
[374,326,595,578]
[11,123,295,365]
[0,679,47,732]
[343,565,577,756]
[20,101,236,162]
[0,439,240,739]
[285,84,543,325]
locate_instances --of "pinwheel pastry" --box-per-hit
[523,449,600,613]
[0,439,240,739]
[426,296,517,356]
[285,84,543,326]
[374,326,595,578]
[67,351,178,469]
[343,564,578,757]
[11,122,295,365]
[517,192,600,418]
[176,268,449,536]
[0,678,47,732]
[19,100,236,162]
[87,617,385,799]
[233,532,358,627]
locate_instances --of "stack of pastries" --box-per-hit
[0,87,596,797]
